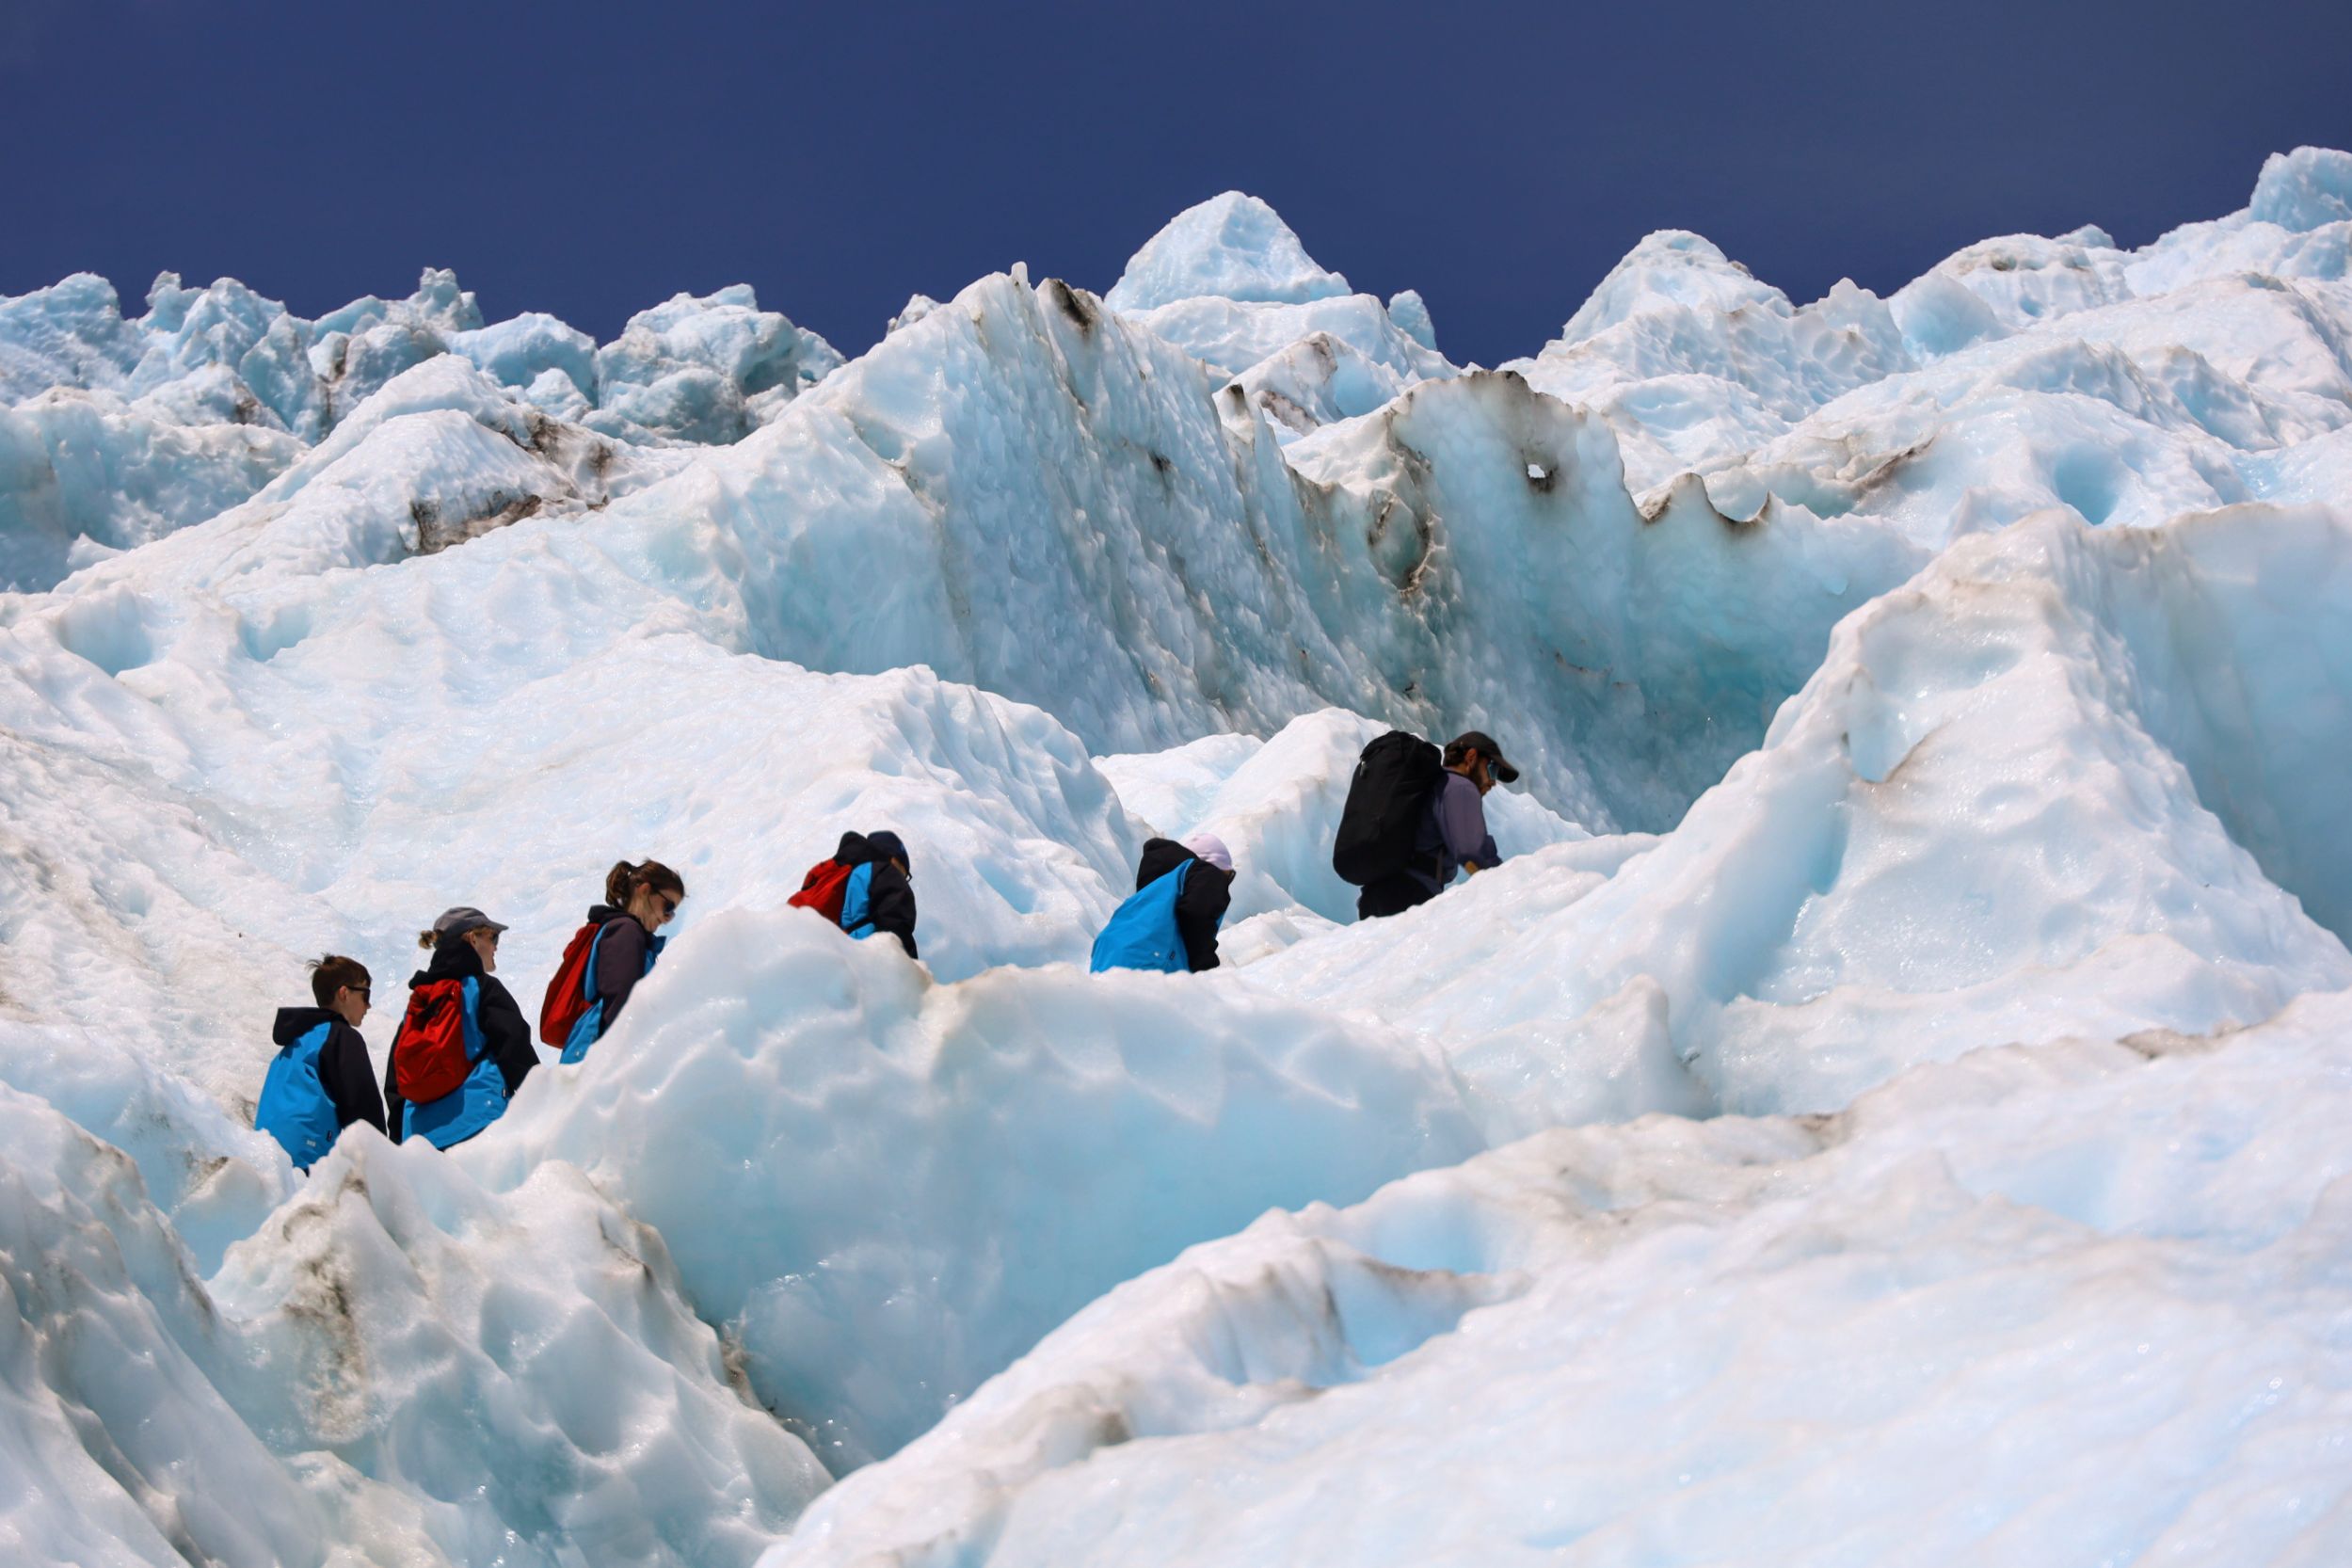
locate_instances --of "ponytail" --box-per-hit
[418,929,440,950]
[606,858,686,907]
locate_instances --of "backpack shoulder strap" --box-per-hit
[583,922,611,1001]
[460,976,487,1062]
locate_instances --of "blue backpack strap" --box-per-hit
[562,925,614,1065]
[583,922,609,1001]
[460,976,486,1062]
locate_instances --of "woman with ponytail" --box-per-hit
[540,860,686,1064]
[385,906,535,1148]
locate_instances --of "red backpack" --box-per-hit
[393,977,480,1104]
[539,920,603,1047]
[788,857,855,925]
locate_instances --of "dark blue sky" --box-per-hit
[5,0,2347,367]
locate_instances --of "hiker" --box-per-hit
[789,830,919,957]
[1092,832,1237,973]
[255,955,388,1171]
[541,860,685,1064]
[1335,729,1518,920]
[386,906,536,1149]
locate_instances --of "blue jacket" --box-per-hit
[256,1007,385,1170]
[1093,859,1193,973]
[1091,840,1235,974]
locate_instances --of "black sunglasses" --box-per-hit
[658,893,680,918]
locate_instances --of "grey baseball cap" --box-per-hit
[432,906,508,939]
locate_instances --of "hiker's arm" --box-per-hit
[381,1050,406,1143]
[872,866,920,959]
[1436,780,1496,873]
[323,1025,388,1136]
[1467,825,1502,872]
[594,918,648,1022]
[1176,869,1231,972]
[479,981,537,1094]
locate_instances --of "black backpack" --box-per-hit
[1332,732,1446,886]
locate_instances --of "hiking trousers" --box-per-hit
[1355,873,1436,920]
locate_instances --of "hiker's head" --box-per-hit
[311,954,372,1026]
[867,831,911,878]
[1445,732,1520,796]
[610,859,687,929]
[420,907,508,972]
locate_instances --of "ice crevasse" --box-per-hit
[0,148,2349,1563]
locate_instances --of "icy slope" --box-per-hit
[462,910,1488,1471]
[766,994,2352,1568]
[1246,504,2352,1128]
[0,1083,821,1567]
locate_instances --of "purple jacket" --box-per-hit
[1409,771,1503,893]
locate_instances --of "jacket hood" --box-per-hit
[272,1006,340,1047]
[1139,836,1230,890]
[836,831,909,869]
[415,936,487,987]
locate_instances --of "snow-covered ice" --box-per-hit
[3,149,2352,1563]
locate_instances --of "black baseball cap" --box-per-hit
[1449,731,1520,784]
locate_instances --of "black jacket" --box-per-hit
[584,904,652,1033]
[382,937,536,1142]
[836,831,919,959]
[1136,837,1234,972]
[271,1006,388,1137]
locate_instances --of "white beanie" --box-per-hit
[1180,832,1234,873]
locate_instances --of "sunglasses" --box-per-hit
[344,984,371,1000]
[657,893,680,919]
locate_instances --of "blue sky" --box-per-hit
[5,0,2347,366]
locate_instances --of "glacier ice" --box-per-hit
[0,266,839,592]
[2,149,2352,1563]
[766,996,2352,1568]
[463,909,1487,1470]
[1103,191,1354,313]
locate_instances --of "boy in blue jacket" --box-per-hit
[256,955,387,1171]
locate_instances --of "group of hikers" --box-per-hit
[256,729,1517,1171]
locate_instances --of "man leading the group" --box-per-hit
[1348,729,1519,920]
